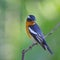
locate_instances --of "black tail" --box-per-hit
[39,41,53,54]
[45,44,53,54]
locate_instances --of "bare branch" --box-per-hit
[22,22,60,60]
[45,23,60,38]
[22,43,38,60]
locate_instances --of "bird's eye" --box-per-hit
[27,18,32,21]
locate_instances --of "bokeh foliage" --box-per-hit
[0,0,60,60]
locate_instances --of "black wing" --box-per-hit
[28,24,53,54]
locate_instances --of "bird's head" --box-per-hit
[27,15,36,22]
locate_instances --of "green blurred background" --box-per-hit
[0,0,60,60]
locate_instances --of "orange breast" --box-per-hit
[26,21,35,38]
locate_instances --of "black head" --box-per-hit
[27,15,36,21]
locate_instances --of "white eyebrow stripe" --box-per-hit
[28,16,30,19]
[29,27,37,34]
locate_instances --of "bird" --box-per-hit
[26,15,53,54]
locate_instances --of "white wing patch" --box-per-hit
[36,34,43,43]
[29,27,43,43]
[29,27,37,34]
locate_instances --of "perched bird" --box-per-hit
[26,15,53,54]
